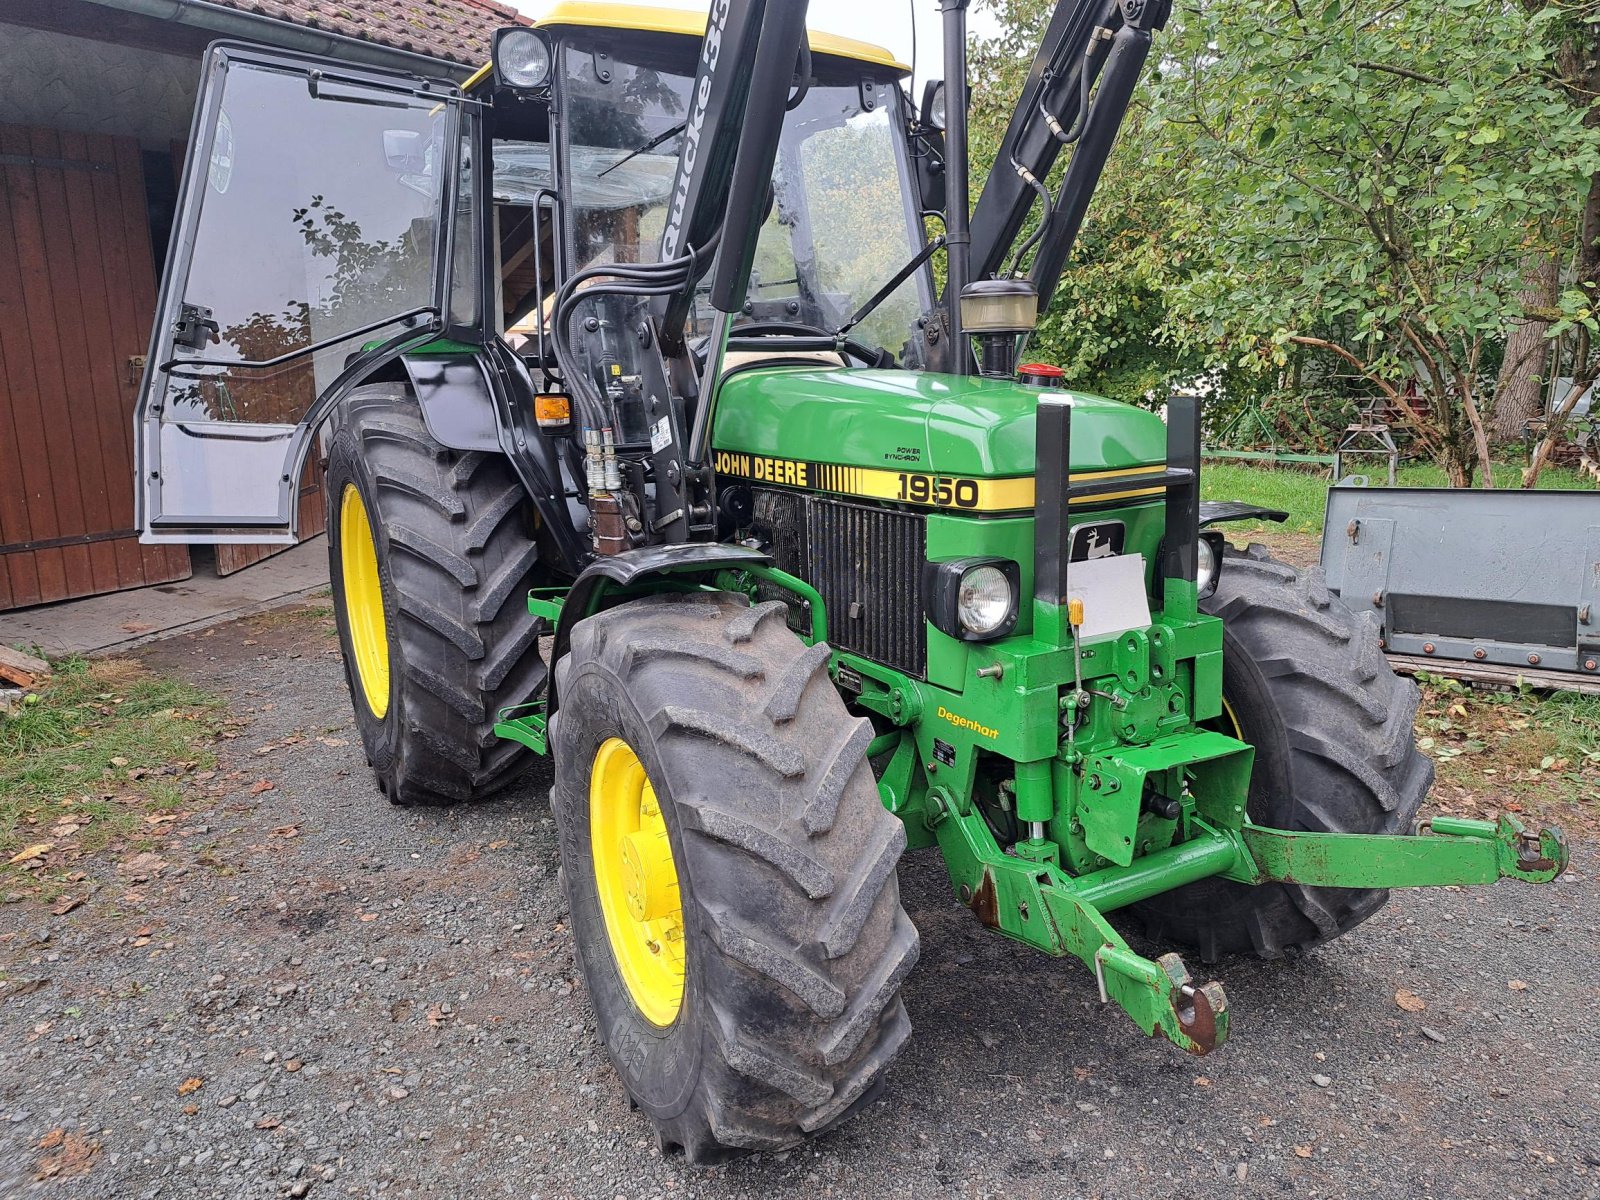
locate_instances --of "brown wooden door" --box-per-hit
[0,123,190,609]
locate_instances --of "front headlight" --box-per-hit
[493,29,552,89]
[1197,531,1225,598]
[924,557,1021,642]
[958,566,1012,636]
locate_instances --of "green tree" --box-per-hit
[1147,0,1600,485]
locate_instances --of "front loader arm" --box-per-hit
[966,0,1171,307]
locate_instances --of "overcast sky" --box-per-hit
[505,0,1003,87]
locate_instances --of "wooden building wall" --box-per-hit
[0,122,190,608]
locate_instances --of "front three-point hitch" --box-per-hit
[934,801,1567,1055]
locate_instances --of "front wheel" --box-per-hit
[1131,544,1434,961]
[325,387,548,805]
[550,593,919,1161]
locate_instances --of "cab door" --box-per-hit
[135,44,463,543]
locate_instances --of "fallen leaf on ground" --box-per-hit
[249,779,276,795]
[487,839,510,851]
[118,852,167,878]
[1508,979,1528,991]
[181,1103,199,1116]
[1293,1145,1313,1159]
[271,824,301,839]
[0,979,50,1002]
[33,1129,99,1180]
[146,814,178,826]
[1395,989,1426,1013]
[7,843,53,866]
[317,736,348,748]
[1192,1076,1212,1087]
[255,1114,282,1130]
[120,622,155,633]
[50,897,81,917]
[109,756,129,768]
[37,1129,64,1151]
[177,1077,203,1095]
[358,913,378,922]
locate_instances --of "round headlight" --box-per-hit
[1196,535,1219,596]
[958,564,1014,637]
[496,30,551,89]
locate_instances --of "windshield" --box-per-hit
[556,38,930,363]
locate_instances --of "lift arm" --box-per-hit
[656,0,809,354]
[965,0,1171,308]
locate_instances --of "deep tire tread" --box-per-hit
[327,388,547,806]
[1131,543,1432,960]
[552,594,917,1161]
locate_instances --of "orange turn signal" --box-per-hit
[534,394,571,427]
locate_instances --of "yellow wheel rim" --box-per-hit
[339,483,390,719]
[1216,697,1244,741]
[590,737,685,1026]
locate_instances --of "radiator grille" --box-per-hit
[753,490,927,677]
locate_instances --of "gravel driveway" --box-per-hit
[0,604,1595,1199]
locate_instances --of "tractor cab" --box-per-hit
[133,3,931,544]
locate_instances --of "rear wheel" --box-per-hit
[325,387,548,805]
[1131,544,1433,960]
[551,593,919,1161]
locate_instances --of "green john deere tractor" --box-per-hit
[135,0,1569,1162]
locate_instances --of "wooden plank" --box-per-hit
[0,644,51,688]
[85,133,153,595]
[0,307,34,609]
[30,126,119,595]
[1387,653,1600,697]
[54,129,128,594]
[86,131,147,590]
[0,124,75,603]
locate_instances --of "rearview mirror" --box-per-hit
[920,79,946,131]
[382,129,424,173]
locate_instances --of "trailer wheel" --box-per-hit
[1131,544,1433,961]
[325,387,548,805]
[550,593,918,1162]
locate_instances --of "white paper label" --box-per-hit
[650,415,673,454]
[1067,552,1152,642]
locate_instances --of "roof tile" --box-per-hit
[204,0,528,66]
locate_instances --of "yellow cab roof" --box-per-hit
[464,1,909,89]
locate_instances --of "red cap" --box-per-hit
[1017,362,1065,386]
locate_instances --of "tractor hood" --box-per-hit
[710,367,1167,479]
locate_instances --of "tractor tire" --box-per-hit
[1130,544,1433,961]
[325,386,547,806]
[550,593,919,1162]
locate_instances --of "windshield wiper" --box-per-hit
[836,235,946,338]
[598,121,687,178]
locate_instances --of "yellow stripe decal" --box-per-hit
[711,453,1166,513]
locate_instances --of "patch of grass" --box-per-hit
[1415,673,1600,835]
[1200,459,1595,539]
[0,658,222,887]
[1201,462,1329,533]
